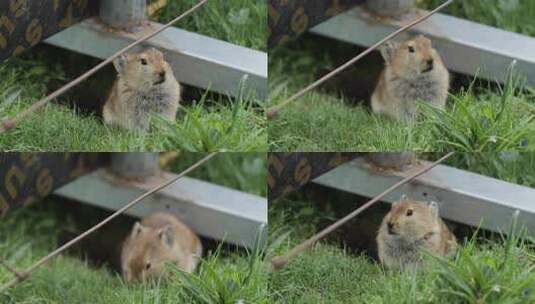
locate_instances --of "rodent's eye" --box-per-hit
[145,262,151,270]
[140,58,148,65]
[406,209,413,216]
[408,46,415,53]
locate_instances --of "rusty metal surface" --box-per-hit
[0,0,98,62]
[0,153,106,217]
[268,0,365,49]
[268,153,360,201]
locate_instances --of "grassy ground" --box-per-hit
[0,153,268,303]
[0,0,267,152]
[420,0,535,37]
[155,0,267,51]
[268,35,535,152]
[268,196,535,303]
[166,152,267,197]
[428,152,535,189]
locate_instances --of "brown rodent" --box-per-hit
[121,212,202,282]
[371,35,449,120]
[376,196,457,269]
[103,48,181,131]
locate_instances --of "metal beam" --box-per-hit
[312,157,535,236]
[54,169,267,249]
[310,7,535,86]
[44,18,268,100]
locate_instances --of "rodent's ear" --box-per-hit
[113,54,128,74]
[132,222,145,237]
[379,41,398,64]
[392,194,407,207]
[428,201,439,217]
[158,226,174,248]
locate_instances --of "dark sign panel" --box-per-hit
[0,153,106,217]
[268,153,359,201]
[268,0,364,49]
[0,0,97,62]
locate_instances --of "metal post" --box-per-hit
[364,152,416,171]
[366,0,416,17]
[100,0,147,31]
[110,153,159,180]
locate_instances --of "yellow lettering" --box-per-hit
[25,18,42,46]
[20,153,38,168]
[0,15,15,34]
[0,33,6,49]
[5,165,26,199]
[59,3,73,28]
[36,169,53,197]
[10,0,27,18]
[294,158,311,185]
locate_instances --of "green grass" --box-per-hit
[268,39,535,152]
[0,203,268,304]
[0,52,266,152]
[167,152,267,197]
[427,152,535,189]
[155,0,267,51]
[268,198,535,303]
[268,77,535,152]
[420,0,535,37]
[0,153,268,303]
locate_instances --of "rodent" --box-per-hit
[121,212,202,282]
[376,195,457,269]
[103,48,181,131]
[371,35,449,120]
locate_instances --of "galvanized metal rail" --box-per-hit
[311,6,535,86]
[313,156,535,235]
[54,169,267,249]
[45,18,268,100]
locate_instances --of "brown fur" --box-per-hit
[376,196,457,269]
[121,212,202,282]
[371,35,449,120]
[103,48,181,131]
